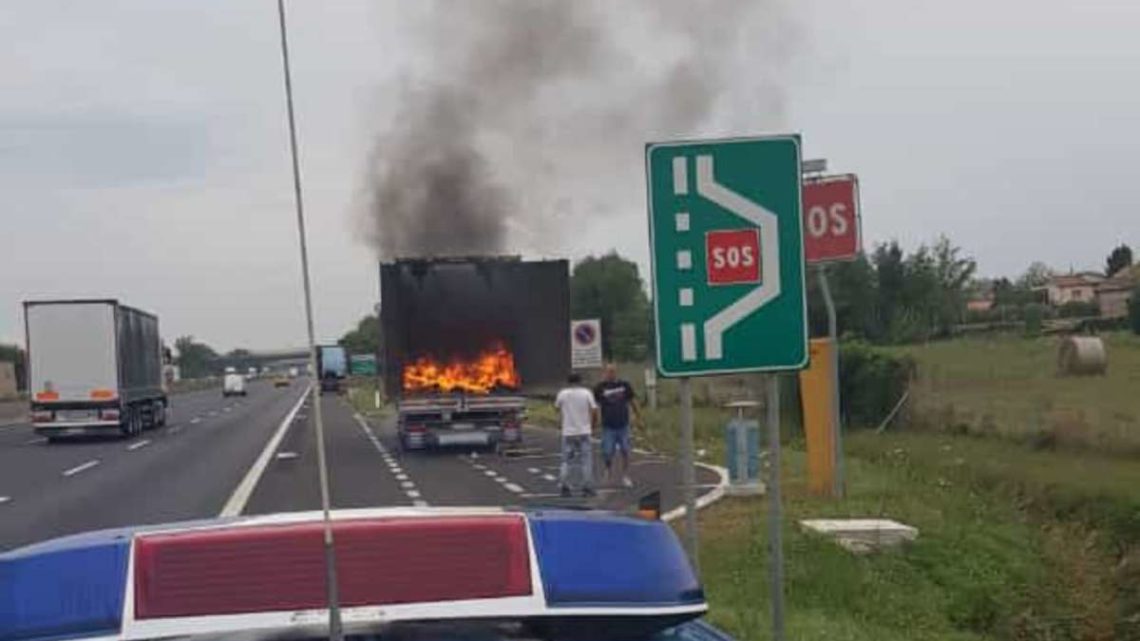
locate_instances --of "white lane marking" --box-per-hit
[219,386,312,517]
[504,483,525,494]
[353,414,430,508]
[527,467,541,474]
[276,451,299,460]
[170,425,183,434]
[209,411,218,416]
[493,476,508,484]
[473,464,487,471]
[223,407,233,413]
[126,439,151,451]
[62,459,100,477]
[542,474,557,482]
[661,461,731,524]
[24,437,45,445]
[0,496,10,505]
[483,470,497,477]
[190,417,202,424]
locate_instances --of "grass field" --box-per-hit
[894,332,1140,453]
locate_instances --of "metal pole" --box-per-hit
[275,3,342,640]
[816,266,845,498]
[766,374,785,641]
[678,377,698,570]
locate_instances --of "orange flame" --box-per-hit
[402,342,521,394]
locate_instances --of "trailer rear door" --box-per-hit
[26,302,119,403]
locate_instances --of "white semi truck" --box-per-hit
[24,299,168,441]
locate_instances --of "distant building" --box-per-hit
[1097,265,1138,318]
[1045,272,1104,306]
[966,296,994,313]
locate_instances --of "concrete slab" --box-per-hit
[800,518,918,554]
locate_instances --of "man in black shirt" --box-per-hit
[593,363,641,488]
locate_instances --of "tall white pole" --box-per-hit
[275,3,342,640]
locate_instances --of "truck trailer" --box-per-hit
[317,344,348,394]
[24,299,168,440]
[380,257,570,451]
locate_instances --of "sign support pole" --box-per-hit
[679,377,699,571]
[816,266,845,497]
[766,374,785,641]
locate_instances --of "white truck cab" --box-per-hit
[223,367,246,397]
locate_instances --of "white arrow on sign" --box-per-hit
[681,155,781,361]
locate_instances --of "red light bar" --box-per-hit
[134,516,531,619]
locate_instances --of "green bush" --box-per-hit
[839,341,915,428]
[1130,286,1140,335]
[1023,303,1044,336]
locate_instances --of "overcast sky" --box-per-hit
[3,1,1138,351]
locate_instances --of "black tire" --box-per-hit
[155,402,167,428]
[45,436,61,444]
[120,407,135,438]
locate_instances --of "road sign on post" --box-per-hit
[570,319,603,369]
[803,174,861,264]
[647,135,807,641]
[646,136,808,376]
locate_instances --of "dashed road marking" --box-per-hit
[542,474,557,482]
[483,470,497,477]
[62,460,100,477]
[190,417,202,425]
[24,437,45,445]
[504,483,525,494]
[0,496,10,505]
[126,439,151,451]
[527,467,541,474]
[354,414,429,508]
[276,451,299,461]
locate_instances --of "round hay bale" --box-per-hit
[1057,336,1107,376]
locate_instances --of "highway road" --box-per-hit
[0,382,722,551]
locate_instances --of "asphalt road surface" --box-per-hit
[0,384,721,551]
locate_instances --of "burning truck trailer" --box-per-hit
[379,257,570,451]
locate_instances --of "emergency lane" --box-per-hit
[242,395,725,518]
[0,380,309,550]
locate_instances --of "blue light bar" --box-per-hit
[0,529,130,641]
[527,511,704,608]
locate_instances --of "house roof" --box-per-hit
[1050,274,1102,288]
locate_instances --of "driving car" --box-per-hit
[222,366,246,397]
[0,507,734,641]
[273,373,291,387]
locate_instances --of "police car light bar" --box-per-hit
[0,508,706,641]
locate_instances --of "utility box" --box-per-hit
[724,401,763,496]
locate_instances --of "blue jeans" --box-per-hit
[560,434,593,491]
[602,425,631,465]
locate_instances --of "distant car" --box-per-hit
[273,375,290,388]
[288,366,299,378]
[223,367,247,397]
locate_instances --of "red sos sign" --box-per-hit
[706,229,761,285]
[803,175,860,263]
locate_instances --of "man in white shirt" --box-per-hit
[554,373,598,497]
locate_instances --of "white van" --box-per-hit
[222,366,247,397]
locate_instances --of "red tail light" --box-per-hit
[31,410,53,423]
[133,516,531,619]
[100,408,121,422]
